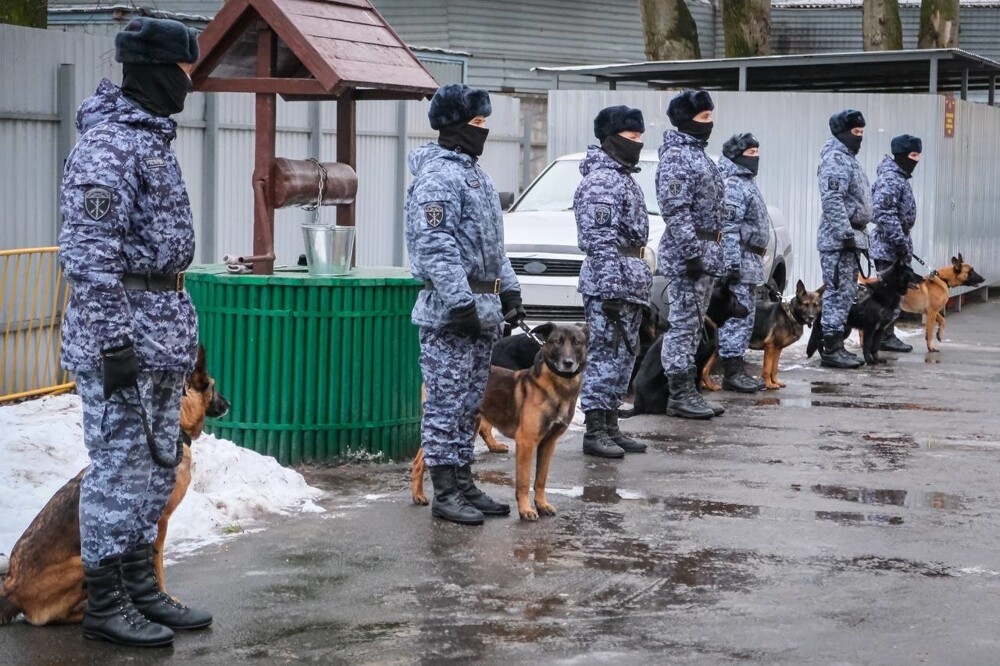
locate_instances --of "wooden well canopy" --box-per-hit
[189,0,439,274]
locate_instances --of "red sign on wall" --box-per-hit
[944,94,956,138]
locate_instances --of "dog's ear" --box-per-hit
[958,252,964,264]
[575,322,591,339]
[815,284,825,296]
[531,322,555,341]
[188,345,210,391]
[196,344,206,372]
[795,279,806,297]
[951,255,961,269]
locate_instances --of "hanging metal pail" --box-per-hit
[301,224,355,276]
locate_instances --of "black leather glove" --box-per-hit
[449,302,482,339]
[102,342,139,399]
[726,266,742,285]
[684,256,705,279]
[842,234,858,251]
[601,298,624,319]
[499,290,526,324]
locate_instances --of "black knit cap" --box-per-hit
[115,17,200,65]
[891,134,922,155]
[594,105,645,142]
[667,90,714,127]
[829,109,866,135]
[722,132,760,160]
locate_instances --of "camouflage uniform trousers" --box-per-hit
[661,274,713,375]
[419,325,502,468]
[875,259,903,322]
[820,250,859,336]
[580,295,643,412]
[718,283,756,359]
[75,370,184,569]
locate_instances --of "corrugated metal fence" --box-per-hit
[548,89,1000,293]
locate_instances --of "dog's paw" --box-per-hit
[702,380,722,392]
[485,442,509,454]
[535,502,557,517]
[519,508,539,521]
[412,493,428,506]
[765,381,784,390]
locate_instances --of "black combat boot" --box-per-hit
[429,465,485,525]
[82,558,174,647]
[666,368,715,420]
[582,410,625,458]
[721,356,760,393]
[603,410,647,453]
[456,463,511,516]
[879,325,912,353]
[121,545,213,630]
[820,333,864,369]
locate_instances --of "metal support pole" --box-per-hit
[990,75,997,107]
[201,92,218,263]
[961,67,969,101]
[738,65,747,92]
[929,57,939,94]
[393,99,407,267]
[56,63,75,238]
[521,110,533,193]
[309,100,322,161]
[252,24,277,275]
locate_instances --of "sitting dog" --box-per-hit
[901,253,985,352]
[625,281,749,417]
[807,258,923,365]
[747,280,823,389]
[411,322,588,521]
[0,346,229,626]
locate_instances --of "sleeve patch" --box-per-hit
[594,204,611,224]
[725,206,737,221]
[667,180,684,197]
[882,194,894,208]
[83,187,112,221]
[828,178,840,192]
[423,203,444,227]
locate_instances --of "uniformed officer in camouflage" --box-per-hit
[718,133,770,392]
[574,105,651,458]
[405,84,522,525]
[816,109,872,369]
[656,90,725,419]
[870,134,922,353]
[58,18,211,647]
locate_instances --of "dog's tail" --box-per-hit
[618,407,637,419]
[806,319,823,358]
[0,589,21,625]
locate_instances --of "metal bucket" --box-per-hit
[301,224,355,276]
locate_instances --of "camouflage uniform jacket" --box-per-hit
[574,146,652,305]
[869,156,916,262]
[816,137,872,252]
[718,156,770,285]
[58,79,197,373]
[404,142,519,329]
[655,130,724,277]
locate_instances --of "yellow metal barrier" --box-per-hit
[1,247,74,403]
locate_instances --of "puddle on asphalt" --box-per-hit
[809,484,966,510]
[477,469,514,487]
[841,555,952,577]
[814,510,904,525]
[661,497,761,520]
[757,396,958,412]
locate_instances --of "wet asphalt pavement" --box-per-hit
[4,298,1000,665]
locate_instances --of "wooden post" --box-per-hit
[336,90,357,229]
[252,23,277,275]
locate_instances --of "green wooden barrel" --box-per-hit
[185,266,423,465]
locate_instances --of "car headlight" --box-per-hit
[643,247,657,274]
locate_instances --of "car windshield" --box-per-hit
[512,159,660,215]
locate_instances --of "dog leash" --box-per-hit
[911,253,939,279]
[112,385,183,469]
[505,310,546,345]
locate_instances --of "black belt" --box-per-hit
[122,272,186,292]
[423,278,501,294]
[696,230,722,243]
[617,245,647,259]
[742,242,767,257]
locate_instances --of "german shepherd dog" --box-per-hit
[744,280,823,389]
[807,258,923,365]
[624,280,749,417]
[901,253,985,352]
[0,346,229,626]
[411,322,588,521]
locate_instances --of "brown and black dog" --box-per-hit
[901,253,985,352]
[411,322,588,521]
[747,280,824,389]
[0,346,229,626]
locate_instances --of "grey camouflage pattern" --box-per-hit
[718,156,770,285]
[718,283,755,358]
[819,250,859,336]
[579,295,643,412]
[419,326,501,468]
[870,156,916,263]
[76,370,183,568]
[404,142,518,329]
[816,136,872,253]
[58,79,197,373]
[574,146,652,304]
[655,130,724,276]
[660,274,713,374]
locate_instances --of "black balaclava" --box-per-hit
[121,63,192,117]
[602,134,643,169]
[894,154,919,175]
[438,122,489,157]
[835,130,863,155]
[677,119,714,143]
[733,155,760,176]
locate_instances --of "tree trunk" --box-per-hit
[862,0,903,51]
[639,0,701,61]
[918,0,959,48]
[722,0,771,58]
[0,0,47,28]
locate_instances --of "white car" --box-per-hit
[501,150,794,326]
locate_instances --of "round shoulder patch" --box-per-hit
[828,177,840,192]
[83,187,112,221]
[423,203,444,227]
[667,180,684,197]
[593,204,611,224]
